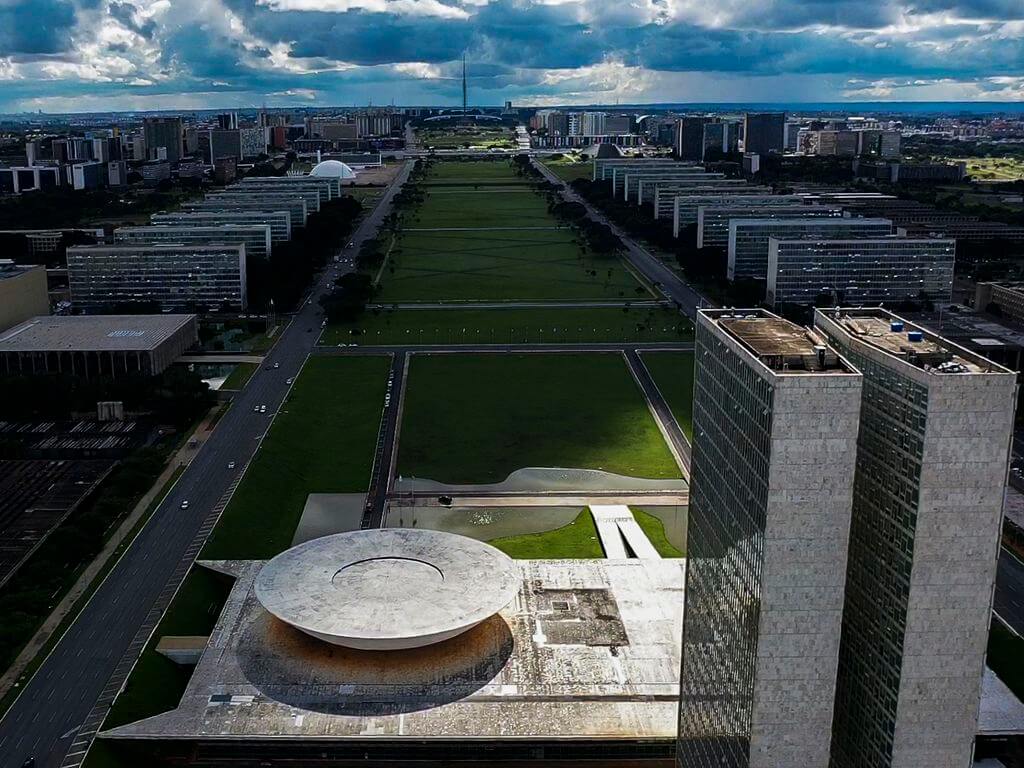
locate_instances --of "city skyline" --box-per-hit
[0,0,1022,113]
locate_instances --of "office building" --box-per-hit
[814,309,1016,768]
[151,210,291,244]
[210,186,319,215]
[676,117,708,161]
[728,217,893,281]
[0,314,197,377]
[621,169,725,201]
[783,121,803,152]
[241,174,342,198]
[213,156,238,185]
[67,243,247,312]
[143,117,183,163]
[605,114,633,135]
[975,282,1024,322]
[207,128,266,164]
[816,130,859,157]
[701,121,738,159]
[140,160,170,187]
[593,158,688,181]
[678,309,862,768]
[107,161,128,187]
[114,224,273,260]
[637,177,752,209]
[217,112,239,130]
[697,202,843,248]
[236,178,334,205]
[0,261,49,332]
[122,130,147,162]
[70,161,105,190]
[659,186,770,222]
[581,112,606,136]
[0,166,62,194]
[187,195,308,227]
[767,237,955,306]
[742,113,785,155]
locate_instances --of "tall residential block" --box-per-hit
[678,309,863,768]
[142,117,183,163]
[727,217,893,281]
[743,113,786,155]
[814,309,1016,768]
[767,237,955,307]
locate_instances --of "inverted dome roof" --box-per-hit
[310,160,356,179]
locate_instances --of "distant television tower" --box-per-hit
[462,53,468,116]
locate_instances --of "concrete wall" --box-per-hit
[892,372,1016,768]
[0,266,49,332]
[749,374,862,768]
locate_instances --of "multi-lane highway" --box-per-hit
[531,158,713,319]
[0,160,413,768]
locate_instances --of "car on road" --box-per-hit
[180,500,189,509]
[253,404,260,412]
[273,362,280,369]
[259,405,267,413]
[346,241,354,249]
[286,377,294,385]
[227,461,236,470]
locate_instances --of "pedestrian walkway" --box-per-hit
[589,505,661,560]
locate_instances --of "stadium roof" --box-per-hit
[0,315,196,353]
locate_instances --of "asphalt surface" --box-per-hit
[995,547,1024,637]
[532,158,714,319]
[0,160,413,768]
[315,341,695,356]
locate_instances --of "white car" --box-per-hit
[253,405,260,413]
[286,377,294,385]
[273,362,280,369]
[227,461,236,470]
[180,500,190,509]
[259,405,267,413]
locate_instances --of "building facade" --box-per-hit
[142,117,183,163]
[678,309,862,768]
[114,224,273,260]
[814,309,1016,768]
[0,261,49,332]
[67,244,247,312]
[151,210,291,243]
[186,196,308,227]
[697,203,843,248]
[767,237,955,307]
[728,217,894,281]
[742,113,786,155]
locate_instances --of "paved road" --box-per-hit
[532,158,714,319]
[995,547,1024,637]
[0,160,414,768]
[365,300,668,310]
[315,341,696,356]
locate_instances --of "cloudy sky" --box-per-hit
[0,0,1021,112]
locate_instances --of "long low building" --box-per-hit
[616,168,722,199]
[593,158,690,181]
[151,210,291,243]
[0,314,197,377]
[670,192,782,234]
[656,185,770,220]
[114,224,273,260]
[697,204,844,248]
[185,197,308,227]
[67,244,247,313]
[208,189,319,216]
[728,217,894,282]
[242,174,343,198]
[640,179,753,211]
[767,236,956,307]
[0,261,49,333]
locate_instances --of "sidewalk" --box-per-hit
[0,405,224,707]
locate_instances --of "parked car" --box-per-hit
[227,461,236,470]
[180,500,190,510]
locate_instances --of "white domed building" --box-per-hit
[309,159,356,179]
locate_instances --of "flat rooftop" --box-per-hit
[102,557,684,743]
[710,311,852,374]
[0,261,41,280]
[0,314,196,353]
[827,311,999,374]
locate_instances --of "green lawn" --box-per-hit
[323,306,692,346]
[641,351,695,438]
[398,353,682,484]
[632,508,684,557]
[220,362,256,390]
[377,228,647,302]
[84,567,233,768]
[423,160,521,182]
[407,187,553,228]
[542,159,594,183]
[488,508,604,559]
[201,356,390,559]
[420,130,516,150]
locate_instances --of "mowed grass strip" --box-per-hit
[398,353,682,484]
[379,229,647,302]
[202,356,390,559]
[423,160,521,182]
[632,508,685,557]
[407,188,553,229]
[641,351,695,438]
[488,509,604,559]
[541,159,595,183]
[323,306,692,346]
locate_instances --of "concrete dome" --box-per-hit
[255,529,520,650]
[310,160,356,179]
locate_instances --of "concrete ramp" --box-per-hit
[590,505,661,560]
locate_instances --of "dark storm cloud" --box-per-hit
[0,0,77,56]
